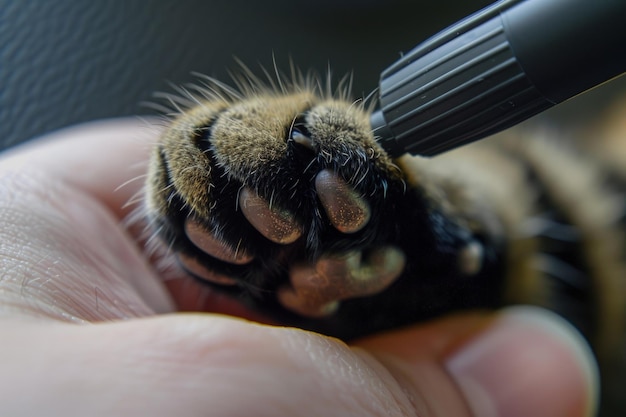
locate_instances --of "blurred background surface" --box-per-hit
[1,0,624,150]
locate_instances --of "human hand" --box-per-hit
[0,119,598,416]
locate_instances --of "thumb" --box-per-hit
[357,306,599,417]
[0,307,597,417]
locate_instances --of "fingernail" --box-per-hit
[445,306,599,417]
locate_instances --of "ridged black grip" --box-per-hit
[373,12,550,157]
[372,0,626,157]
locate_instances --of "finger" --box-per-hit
[0,316,417,417]
[239,187,302,244]
[0,307,597,417]
[0,118,159,220]
[357,306,599,417]
[315,169,370,233]
[0,165,175,318]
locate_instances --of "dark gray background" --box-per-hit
[1,0,624,151]
[0,0,484,149]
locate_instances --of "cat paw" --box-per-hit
[145,85,504,339]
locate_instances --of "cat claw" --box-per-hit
[277,246,406,317]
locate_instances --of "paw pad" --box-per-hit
[239,187,303,244]
[278,247,406,317]
[315,170,371,234]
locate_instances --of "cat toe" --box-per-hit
[315,169,371,233]
[184,218,254,264]
[177,253,238,285]
[277,246,405,317]
[239,187,303,244]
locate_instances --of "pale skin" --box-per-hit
[0,118,598,417]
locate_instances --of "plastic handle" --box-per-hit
[372,0,626,157]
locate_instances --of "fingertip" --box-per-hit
[445,306,599,417]
[0,117,162,219]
